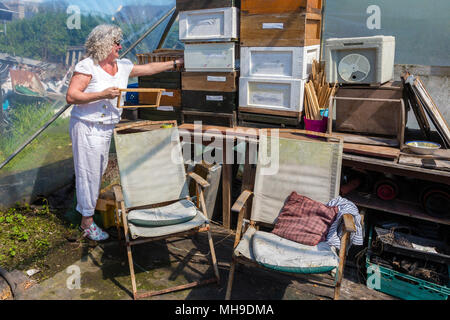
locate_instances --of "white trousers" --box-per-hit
[70,118,115,217]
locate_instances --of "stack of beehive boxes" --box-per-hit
[178,0,240,127]
[137,50,184,122]
[238,0,323,128]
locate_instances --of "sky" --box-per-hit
[60,0,174,15]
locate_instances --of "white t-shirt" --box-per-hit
[70,57,134,124]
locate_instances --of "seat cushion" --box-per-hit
[272,192,338,246]
[252,230,339,274]
[127,199,197,227]
[128,211,209,240]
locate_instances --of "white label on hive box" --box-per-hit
[207,53,227,58]
[207,76,227,82]
[262,23,284,29]
[157,106,174,111]
[206,95,223,101]
[162,91,174,97]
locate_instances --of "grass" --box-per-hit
[0,99,71,175]
[0,199,79,273]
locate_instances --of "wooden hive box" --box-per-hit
[138,89,181,107]
[238,111,301,128]
[136,50,184,64]
[241,45,320,80]
[182,110,237,127]
[182,90,238,113]
[334,82,405,137]
[138,107,182,123]
[176,0,240,11]
[184,42,237,72]
[182,72,239,92]
[138,71,181,89]
[239,77,305,116]
[240,11,322,47]
[241,0,322,14]
[179,7,239,42]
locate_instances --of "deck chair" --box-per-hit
[112,122,220,300]
[225,132,357,300]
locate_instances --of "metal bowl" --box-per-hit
[405,141,441,155]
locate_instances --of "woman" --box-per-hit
[66,24,183,241]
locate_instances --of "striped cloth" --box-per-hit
[326,196,363,249]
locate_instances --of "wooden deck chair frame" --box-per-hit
[225,130,357,300]
[112,121,220,300]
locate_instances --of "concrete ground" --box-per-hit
[17,223,394,301]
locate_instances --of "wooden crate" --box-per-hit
[138,71,181,89]
[238,111,301,128]
[182,90,237,113]
[241,0,322,14]
[184,43,237,72]
[239,77,305,114]
[240,11,321,47]
[179,7,239,42]
[182,110,237,127]
[335,82,404,136]
[138,106,182,123]
[139,89,181,107]
[241,45,320,79]
[182,72,239,92]
[136,50,184,65]
[176,0,240,11]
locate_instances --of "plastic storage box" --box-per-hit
[366,226,450,300]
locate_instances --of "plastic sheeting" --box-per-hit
[323,0,450,66]
[0,0,178,209]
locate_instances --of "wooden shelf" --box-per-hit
[346,191,450,226]
[343,153,450,185]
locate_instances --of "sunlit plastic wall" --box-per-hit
[323,0,450,66]
[0,0,177,209]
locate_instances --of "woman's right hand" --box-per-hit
[102,87,120,99]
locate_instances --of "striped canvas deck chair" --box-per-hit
[225,131,357,300]
[112,121,220,300]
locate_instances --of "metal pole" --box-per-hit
[120,6,176,57]
[0,6,176,170]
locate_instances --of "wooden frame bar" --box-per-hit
[117,88,166,109]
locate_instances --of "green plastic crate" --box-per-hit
[366,227,450,300]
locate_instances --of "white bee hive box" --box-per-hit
[239,77,305,113]
[184,42,236,72]
[241,45,320,79]
[179,7,239,42]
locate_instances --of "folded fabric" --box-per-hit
[271,192,338,246]
[326,196,363,249]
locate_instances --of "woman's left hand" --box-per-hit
[175,58,184,69]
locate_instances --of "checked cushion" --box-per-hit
[272,191,338,246]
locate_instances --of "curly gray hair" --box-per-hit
[85,24,123,64]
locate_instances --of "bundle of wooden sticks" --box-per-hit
[304,60,337,120]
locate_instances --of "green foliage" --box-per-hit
[0,100,55,162]
[9,246,17,257]
[0,10,108,63]
[35,238,50,249]
[0,202,69,267]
